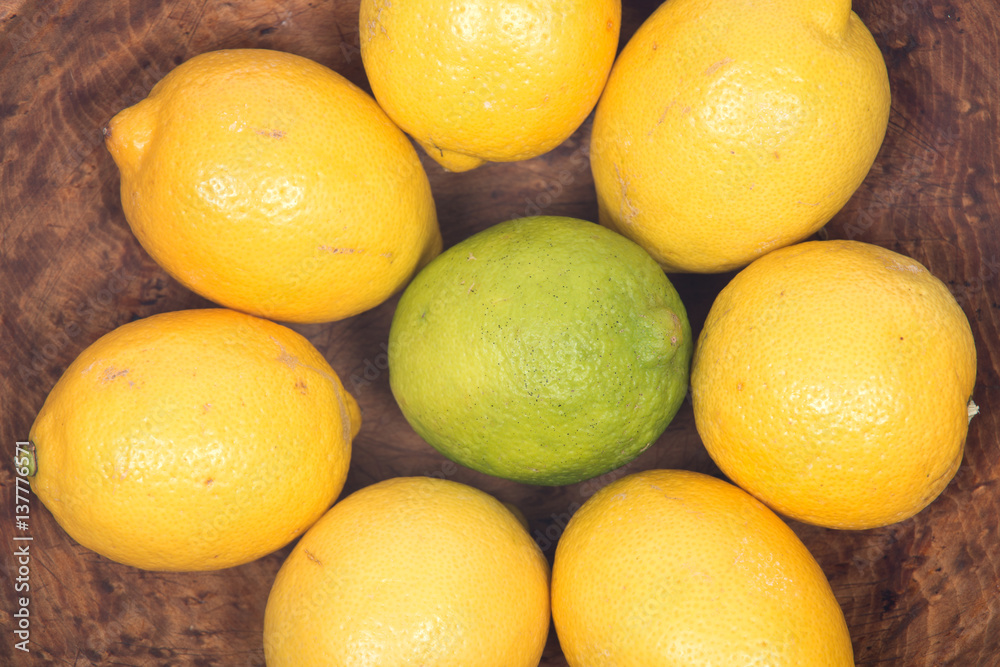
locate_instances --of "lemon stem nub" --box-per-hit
[640,306,685,366]
[16,441,37,477]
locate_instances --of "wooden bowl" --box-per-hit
[2,1,997,664]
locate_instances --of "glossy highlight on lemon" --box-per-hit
[388,216,692,486]
[28,308,360,571]
[591,0,891,272]
[359,0,621,171]
[263,476,550,666]
[551,469,855,666]
[105,48,441,323]
[692,240,977,529]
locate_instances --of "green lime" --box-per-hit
[388,216,692,485]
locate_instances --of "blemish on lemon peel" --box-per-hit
[881,255,925,274]
[363,0,390,42]
[266,334,360,442]
[102,366,130,382]
[614,164,639,225]
[653,99,677,129]
[271,336,337,385]
[703,57,734,76]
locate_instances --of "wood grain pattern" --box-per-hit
[2,0,998,664]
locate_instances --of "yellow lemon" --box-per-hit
[691,240,977,529]
[27,308,360,571]
[552,469,855,666]
[359,0,621,172]
[263,476,550,666]
[591,0,890,272]
[105,48,441,323]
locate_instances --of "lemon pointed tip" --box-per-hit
[417,141,485,172]
[104,102,157,170]
[344,390,363,439]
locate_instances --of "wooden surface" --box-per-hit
[1,0,998,664]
